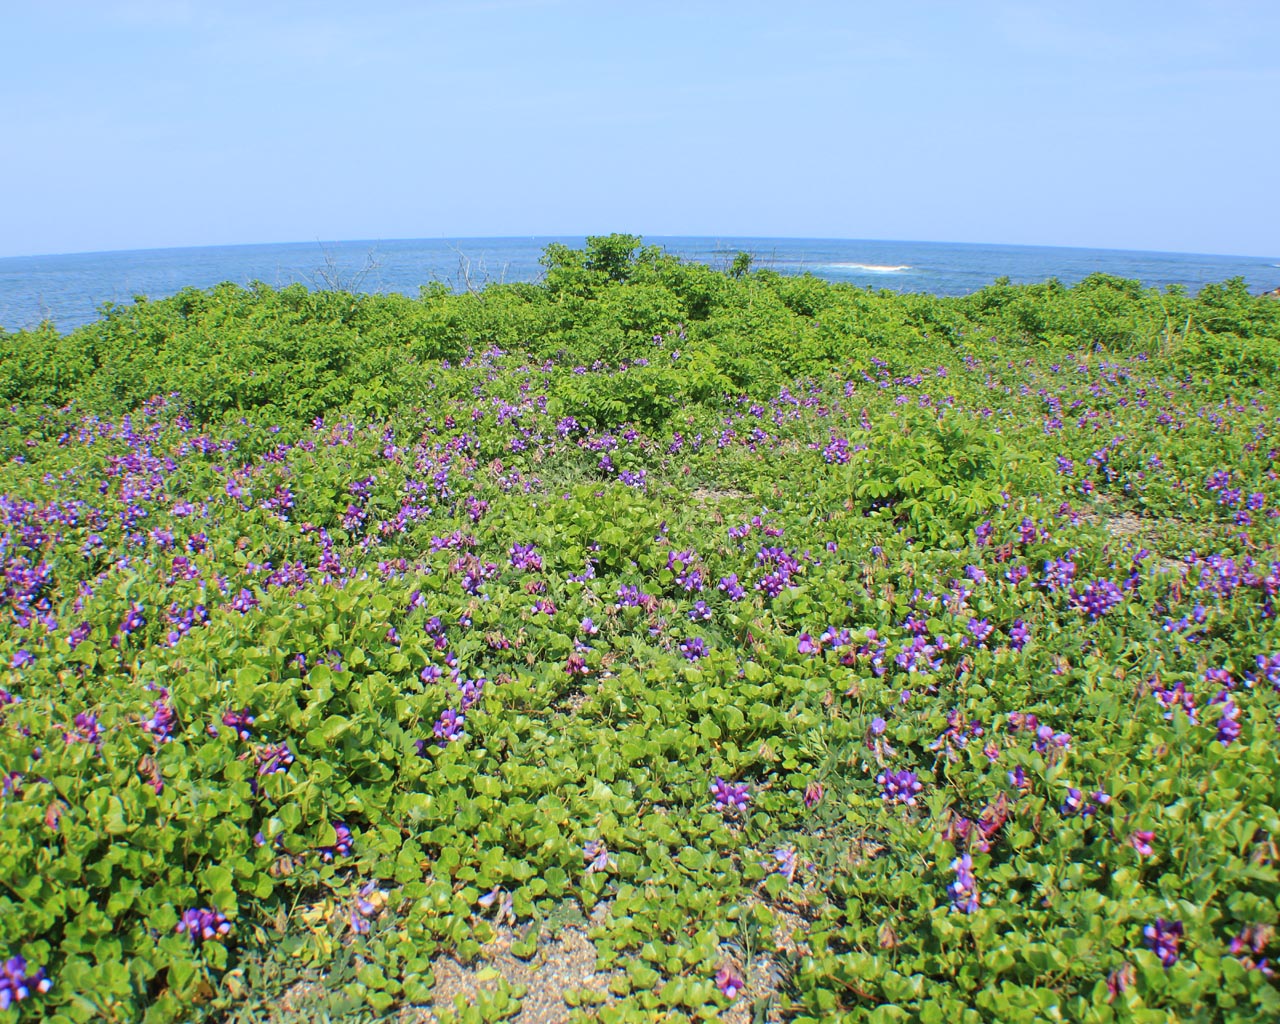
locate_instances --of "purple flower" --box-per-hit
[616,584,650,608]
[710,776,750,812]
[218,708,255,741]
[318,821,354,862]
[1009,619,1030,650]
[10,649,33,669]
[717,574,746,601]
[1129,830,1156,857]
[229,588,259,614]
[349,880,382,934]
[477,885,515,924]
[584,839,614,874]
[1062,787,1109,817]
[119,602,147,635]
[1214,694,1242,746]
[142,694,176,742]
[803,781,824,809]
[1229,924,1275,976]
[870,716,887,736]
[1143,918,1183,968]
[754,569,790,599]
[509,542,542,572]
[1032,724,1072,753]
[67,621,92,650]
[822,437,850,464]
[715,965,745,1000]
[64,711,101,746]
[1071,579,1124,620]
[432,708,465,745]
[0,956,52,1010]
[1152,679,1198,723]
[1041,558,1076,592]
[966,617,993,645]
[176,907,232,942]
[1106,963,1136,1002]
[764,846,798,883]
[948,853,979,913]
[876,769,922,806]
[254,742,294,783]
[458,676,487,709]
[1254,653,1280,690]
[679,637,708,661]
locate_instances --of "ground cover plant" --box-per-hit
[1,237,1279,1022]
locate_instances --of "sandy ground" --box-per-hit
[276,898,807,1024]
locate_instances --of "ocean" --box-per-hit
[1,236,1277,333]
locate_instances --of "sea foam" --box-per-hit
[825,262,911,273]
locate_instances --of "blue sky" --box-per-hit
[2,0,1277,258]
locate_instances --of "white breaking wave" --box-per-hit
[824,262,911,273]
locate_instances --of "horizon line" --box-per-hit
[3,234,1278,264]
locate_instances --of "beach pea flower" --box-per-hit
[317,821,353,862]
[431,708,465,745]
[715,965,745,999]
[348,880,382,935]
[948,853,979,913]
[1105,963,1136,1003]
[1071,579,1124,619]
[710,776,750,812]
[0,956,52,1010]
[217,708,255,740]
[1143,918,1183,967]
[876,769,922,806]
[1213,693,1242,746]
[584,839,615,874]
[64,711,101,747]
[1129,830,1156,857]
[176,907,232,942]
[679,637,708,661]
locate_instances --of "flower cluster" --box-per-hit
[348,880,384,935]
[679,636,708,661]
[947,854,979,913]
[176,907,233,942]
[0,957,51,1011]
[877,769,923,806]
[710,776,750,812]
[1071,579,1124,620]
[714,965,745,999]
[317,821,354,862]
[1061,787,1110,817]
[584,839,615,874]
[1143,918,1183,967]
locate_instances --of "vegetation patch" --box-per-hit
[0,238,1278,1022]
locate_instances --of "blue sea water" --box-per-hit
[1,236,1277,333]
